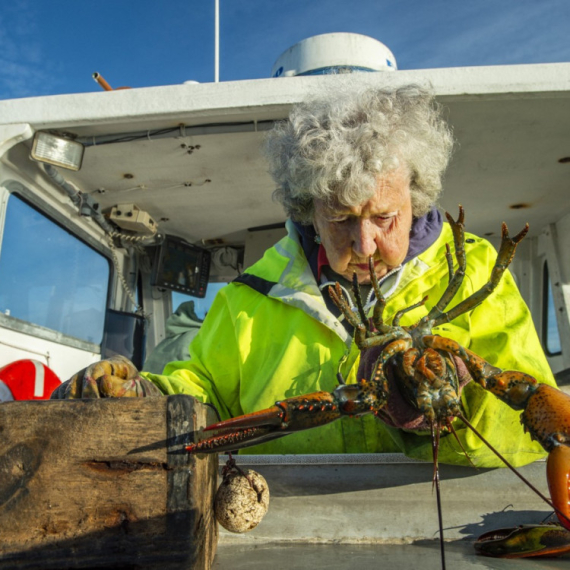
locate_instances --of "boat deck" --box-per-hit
[214,454,568,569]
[216,541,568,569]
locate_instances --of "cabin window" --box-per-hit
[0,193,110,344]
[543,262,562,356]
[172,282,228,321]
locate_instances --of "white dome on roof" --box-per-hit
[271,33,397,78]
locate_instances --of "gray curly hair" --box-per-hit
[265,84,454,224]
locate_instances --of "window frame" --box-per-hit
[0,180,113,352]
[542,260,562,357]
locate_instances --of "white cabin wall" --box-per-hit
[539,211,570,373]
[0,323,100,380]
[243,226,288,271]
[553,211,570,281]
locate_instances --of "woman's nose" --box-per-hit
[352,220,377,258]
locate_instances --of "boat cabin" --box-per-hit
[0,62,568,383]
[0,57,569,568]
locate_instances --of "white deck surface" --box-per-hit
[215,541,569,570]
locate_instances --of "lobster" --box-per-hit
[187,207,570,560]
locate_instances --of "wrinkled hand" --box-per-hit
[50,355,163,399]
[357,345,473,431]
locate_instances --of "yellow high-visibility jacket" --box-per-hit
[144,219,556,467]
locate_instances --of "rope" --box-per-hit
[108,230,157,244]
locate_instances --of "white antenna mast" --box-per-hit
[214,0,220,82]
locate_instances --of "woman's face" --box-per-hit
[313,168,413,284]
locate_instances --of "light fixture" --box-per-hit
[31,131,85,171]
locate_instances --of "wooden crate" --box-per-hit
[0,395,218,569]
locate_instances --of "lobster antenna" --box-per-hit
[431,424,447,570]
[458,413,570,528]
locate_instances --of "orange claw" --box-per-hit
[547,445,570,531]
[187,391,343,454]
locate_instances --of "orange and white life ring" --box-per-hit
[0,360,61,401]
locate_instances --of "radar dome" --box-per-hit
[271,33,397,78]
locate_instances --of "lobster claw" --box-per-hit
[517,383,570,532]
[470,382,570,558]
[186,391,342,453]
[547,444,570,531]
[475,524,570,558]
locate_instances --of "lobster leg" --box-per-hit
[414,207,528,334]
[426,207,466,320]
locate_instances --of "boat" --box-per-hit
[0,33,569,568]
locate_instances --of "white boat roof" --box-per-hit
[2,63,570,244]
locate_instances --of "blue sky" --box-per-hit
[1,0,569,100]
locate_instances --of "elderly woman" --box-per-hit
[53,85,555,467]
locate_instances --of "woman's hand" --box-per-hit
[50,355,162,399]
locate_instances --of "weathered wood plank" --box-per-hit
[0,396,218,569]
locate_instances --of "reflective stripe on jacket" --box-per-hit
[144,219,556,467]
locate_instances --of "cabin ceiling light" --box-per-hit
[31,131,85,171]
